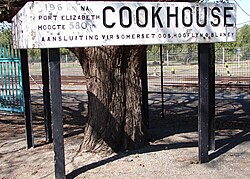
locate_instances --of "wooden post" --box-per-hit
[49,48,65,178]
[198,43,215,163]
[41,49,53,143]
[20,49,34,149]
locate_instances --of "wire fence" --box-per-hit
[147,44,250,94]
[147,44,250,120]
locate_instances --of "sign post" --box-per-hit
[20,49,34,149]
[49,48,65,178]
[12,1,236,177]
[198,43,215,163]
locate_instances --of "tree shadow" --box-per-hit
[148,93,198,141]
[210,130,250,161]
[29,92,88,146]
[66,140,198,179]
[2,89,249,178]
[67,92,250,178]
[210,96,250,160]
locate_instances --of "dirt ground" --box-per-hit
[0,90,250,179]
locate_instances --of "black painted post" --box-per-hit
[20,49,34,149]
[49,48,65,178]
[208,44,215,151]
[41,49,53,143]
[141,46,149,128]
[160,45,164,118]
[198,43,215,163]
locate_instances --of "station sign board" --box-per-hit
[12,1,236,49]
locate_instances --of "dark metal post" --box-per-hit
[41,49,53,143]
[49,48,65,178]
[141,46,149,128]
[208,44,215,151]
[198,43,215,163]
[20,49,34,149]
[160,45,164,118]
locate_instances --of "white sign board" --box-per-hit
[12,1,236,49]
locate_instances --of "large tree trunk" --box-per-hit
[73,45,148,153]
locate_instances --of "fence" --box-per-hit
[0,45,23,113]
[147,44,250,94]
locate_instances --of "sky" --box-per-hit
[232,0,250,27]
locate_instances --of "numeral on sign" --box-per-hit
[45,4,62,11]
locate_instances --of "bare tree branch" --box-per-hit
[0,0,27,22]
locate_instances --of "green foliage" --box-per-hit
[60,48,71,55]
[0,23,12,45]
[147,45,160,54]
[28,49,40,62]
[28,48,73,62]
[215,25,250,59]
[237,25,250,47]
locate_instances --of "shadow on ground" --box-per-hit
[26,92,88,146]
[67,91,249,178]
[1,91,249,178]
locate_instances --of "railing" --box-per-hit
[0,45,23,113]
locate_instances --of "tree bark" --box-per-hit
[72,45,148,153]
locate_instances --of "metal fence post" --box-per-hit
[160,45,164,118]
[141,46,149,128]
